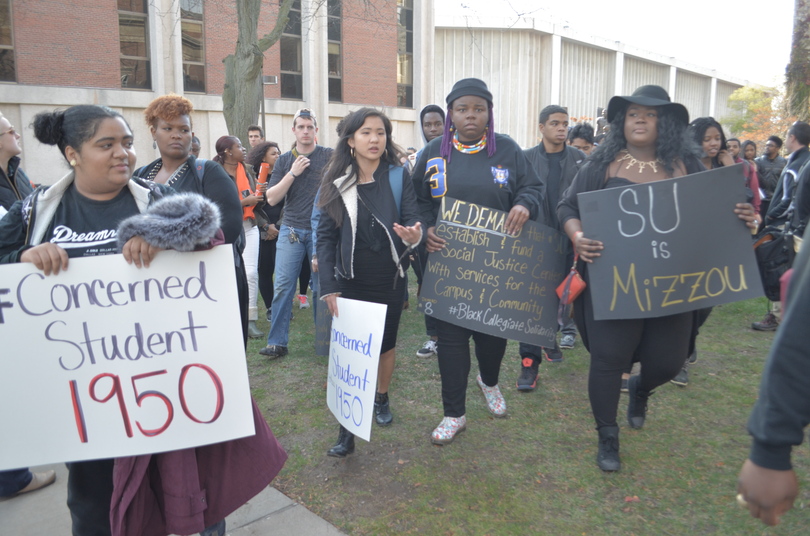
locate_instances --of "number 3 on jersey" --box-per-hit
[426,157,447,198]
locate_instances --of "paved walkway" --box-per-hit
[0,463,344,536]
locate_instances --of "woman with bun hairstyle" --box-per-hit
[557,86,760,472]
[0,105,287,536]
[133,95,249,344]
[317,108,423,457]
[213,135,267,339]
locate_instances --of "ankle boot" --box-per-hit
[627,375,652,429]
[597,426,621,472]
[374,392,393,426]
[327,425,355,458]
[247,321,263,339]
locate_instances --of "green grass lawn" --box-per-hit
[246,286,809,535]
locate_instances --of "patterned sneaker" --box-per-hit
[544,348,563,363]
[516,357,539,392]
[477,375,507,417]
[431,416,466,445]
[559,334,576,349]
[416,339,438,358]
[297,295,310,309]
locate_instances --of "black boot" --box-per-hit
[597,426,621,472]
[327,426,355,458]
[374,392,393,426]
[627,375,652,429]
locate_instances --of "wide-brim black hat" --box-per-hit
[607,85,689,125]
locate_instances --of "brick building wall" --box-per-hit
[13,0,120,88]
[342,0,398,107]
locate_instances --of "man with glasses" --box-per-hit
[259,109,332,359]
[757,136,788,216]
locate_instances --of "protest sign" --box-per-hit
[0,246,255,470]
[578,165,762,320]
[326,298,385,442]
[417,197,567,347]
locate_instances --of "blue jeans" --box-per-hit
[0,468,32,497]
[266,225,318,347]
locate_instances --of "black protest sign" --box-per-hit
[417,197,567,347]
[578,164,762,320]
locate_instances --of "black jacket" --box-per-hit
[0,155,34,211]
[317,164,423,298]
[755,154,788,197]
[765,147,810,227]
[524,143,586,229]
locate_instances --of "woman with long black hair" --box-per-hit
[317,108,423,457]
[558,86,759,471]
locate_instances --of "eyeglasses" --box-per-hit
[1,126,17,137]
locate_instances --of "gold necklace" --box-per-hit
[618,150,663,174]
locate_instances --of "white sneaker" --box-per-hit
[477,375,507,417]
[416,339,438,358]
[297,295,310,309]
[431,416,466,445]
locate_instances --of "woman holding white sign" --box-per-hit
[557,86,760,472]
[0,105,287,536]
[317,108,423,458]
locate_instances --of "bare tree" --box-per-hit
[221,0,295,146]
[786,0,810,121]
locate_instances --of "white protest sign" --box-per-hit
[326,297,385,442]
[0,246,255,470]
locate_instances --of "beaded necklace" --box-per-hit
[452,130,487,154]
[144,160,189,188]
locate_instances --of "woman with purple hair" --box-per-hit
[412,78,544,445]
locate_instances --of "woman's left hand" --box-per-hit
[393,221,422,245]
[735,202,760,231]
[241,194,263,207]
[505,205,530,235]
[718,150,736,167]
[122,236,163,268]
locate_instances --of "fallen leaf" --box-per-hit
[624,495,640,502]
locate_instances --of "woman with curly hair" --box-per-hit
[133,95,248,343]
[558,86,760,472]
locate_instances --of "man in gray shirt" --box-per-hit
[259,109,333,359]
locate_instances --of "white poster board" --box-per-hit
[326,298,385,442]
[0,246,255,470]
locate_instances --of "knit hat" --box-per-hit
[445,78,493,106]
[607,85,689,126]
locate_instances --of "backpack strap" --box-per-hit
[195,158,207,182]
[388,165,403,217]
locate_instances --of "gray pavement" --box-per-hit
[0,463,345,536]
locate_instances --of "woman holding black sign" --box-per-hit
[412,78,543,445]
[317,108,423,457]
[557,86,759,472]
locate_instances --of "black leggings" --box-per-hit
[435,319,507,417]
[575,285,693,429]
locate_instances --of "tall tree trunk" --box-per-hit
[222,0,294,146]
[786,0,810,121]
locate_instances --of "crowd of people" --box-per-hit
[2,80,810,530]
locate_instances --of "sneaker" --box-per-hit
[752,312,779,331]
[259,345,288,359]
[560,334,576,349]
[544,347,563,363]
[688,350,697,364]
[431,416,466,445]
[297,295,310,309]
[670,367,688,387]
[477,375,507,417]
[416,339,438,358]
[516,357,539,392]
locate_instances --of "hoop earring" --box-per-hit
[152,140,157,149]
[350,147,356,159]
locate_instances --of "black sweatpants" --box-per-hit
[435,319,507,417]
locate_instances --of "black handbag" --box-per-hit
[754,227,796,301]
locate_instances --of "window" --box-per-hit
[327,0,341,102]
[181,0,205,93]
[118,0,151,89]
[0,0,13,82]
[396,0,413,107]
[280,0,302,100]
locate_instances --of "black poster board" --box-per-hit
[578,164,763,320]
[417,197,567,347]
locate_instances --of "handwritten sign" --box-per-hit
[0,246,255,471]
[578,165,762,320]
[417,197,567,347]
[326,298,385,442]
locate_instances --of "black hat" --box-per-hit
[446,78,493,106]
[607,85,689,125]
